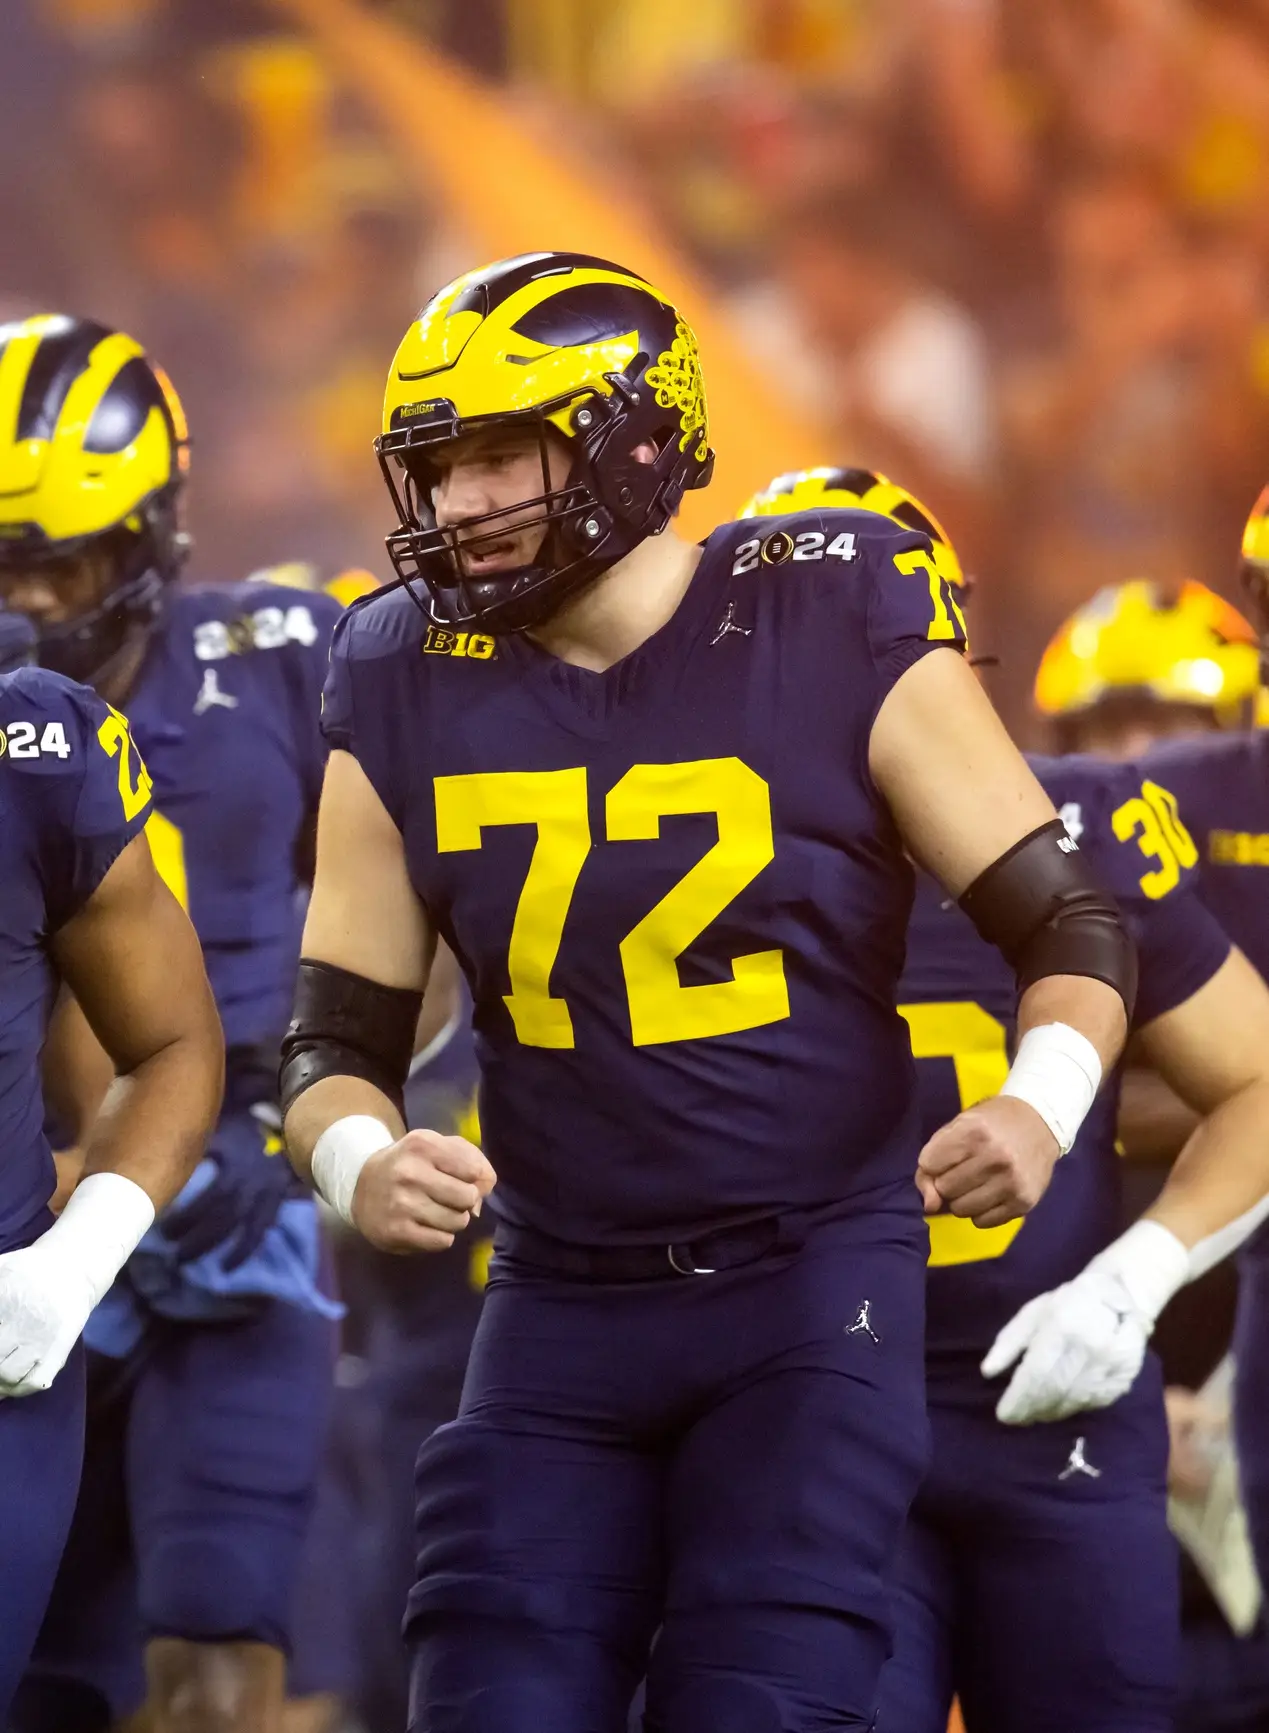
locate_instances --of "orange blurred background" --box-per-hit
[6,0,1269,735]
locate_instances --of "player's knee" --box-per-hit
[143,1534,291,1650]
[408,1612,639,1733]
[644,1676,786,1733]
[146,1637,284,1733]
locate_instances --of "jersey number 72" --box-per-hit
[435,757,790,1049]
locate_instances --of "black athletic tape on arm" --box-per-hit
[958,819,1138,1017]
[279,959,422,1122]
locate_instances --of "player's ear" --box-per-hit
[630,440,659,465]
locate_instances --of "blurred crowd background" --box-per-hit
[6,0,1269,735]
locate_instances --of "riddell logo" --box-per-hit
[423,626,496,660]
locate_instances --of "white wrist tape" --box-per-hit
[1087,1218,1191,1325]
[41,1173,156,1306]
[311,1115,394,1226]
[1186,1193,1269,1283]
[999,1022,1102,1155]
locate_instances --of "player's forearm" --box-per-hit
[1016,973,1127,1075]
[80,1023,225,1212]
[1144,1077,1269,1254]
[282,1073,406,1182]
[1116,1064,1201,1163]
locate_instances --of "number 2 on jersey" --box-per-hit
[96,706,153,821]
[897,1000,1024,1266]
[434,757,790,1049]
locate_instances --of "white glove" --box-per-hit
[982,1219,1189,1426]
[0,1173,154,1398]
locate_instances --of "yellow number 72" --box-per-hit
[433,758,790,1050]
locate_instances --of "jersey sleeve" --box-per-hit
[862,518,969,691]
[0,670,154,931]
[278,589,342,817]
[320,597,405,830]
[1059,758,1231,1028]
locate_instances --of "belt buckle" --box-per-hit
[667,1242,715,1277]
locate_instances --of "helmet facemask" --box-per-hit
[378,379,691,636]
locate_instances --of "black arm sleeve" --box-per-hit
[958,819,1138,1018]
[279,958,422,1122]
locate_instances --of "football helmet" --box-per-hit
[1034,580,1259,722]
[245,562,380,606]
[738,466,965,593]
[376,251,714,635]
[0,314,190,685]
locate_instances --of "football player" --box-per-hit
[0,652,222,1717]
[1033,577,1260,761]
[0,316,342,1733]
[742,475,1269,1731]
[1127,493,1269,1597]
[282,253,1135,1732]
[287,941,488,1733]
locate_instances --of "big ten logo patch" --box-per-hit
[423,626,496,660]
[1211,829,1269,866]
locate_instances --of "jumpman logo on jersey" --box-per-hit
[845,1299,881,1345]
[1059,1436,1101,1481]
[194,669,238,714]
[711,600,752,646]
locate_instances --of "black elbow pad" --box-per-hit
[958,819,1137,1019]
[279,959,422,1121]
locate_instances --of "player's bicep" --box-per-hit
[50,831,221,1077]
[304,747,432,991]
[868,648,1058,896]
[1135,947,1269,1114]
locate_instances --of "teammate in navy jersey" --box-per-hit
[288,942,490,1733]
[282,252,1136,1732]
[1133,488,1269,1605]
[0,316,341,1733]
[743,468,1269,1730]
[0,663,221,1718]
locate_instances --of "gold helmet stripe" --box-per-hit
[385,263,662,435]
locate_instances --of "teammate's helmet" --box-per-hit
[376,252,714,635]
[1034,580,1260,722]
[0,315,190,685]
[245,562,380,606]
[738,466,964,594]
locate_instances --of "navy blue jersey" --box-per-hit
[900,754,1231,1364]
[1142,729,1269,979]
[0,667,152,1252]
[323,509,968,1247]
[124,582,340,1051]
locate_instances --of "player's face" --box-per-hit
[431,427,572,578]
[1066,700,1222,761]
[0,549,114,627]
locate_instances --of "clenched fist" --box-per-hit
[917,1094,1060,1229]
[351,1130,496,1255]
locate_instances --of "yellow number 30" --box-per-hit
[1111,778,1197,899]
[96,706,153,823]
[434,757,790,1050]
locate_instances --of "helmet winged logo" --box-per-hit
[646,319,709,462]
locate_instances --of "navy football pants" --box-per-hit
[0,1342,84,1721]
[405,1201,930,1733]
[14,1299,334,1726]
[1233,1230,1269,1595]
[879,1357,1177,1733]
